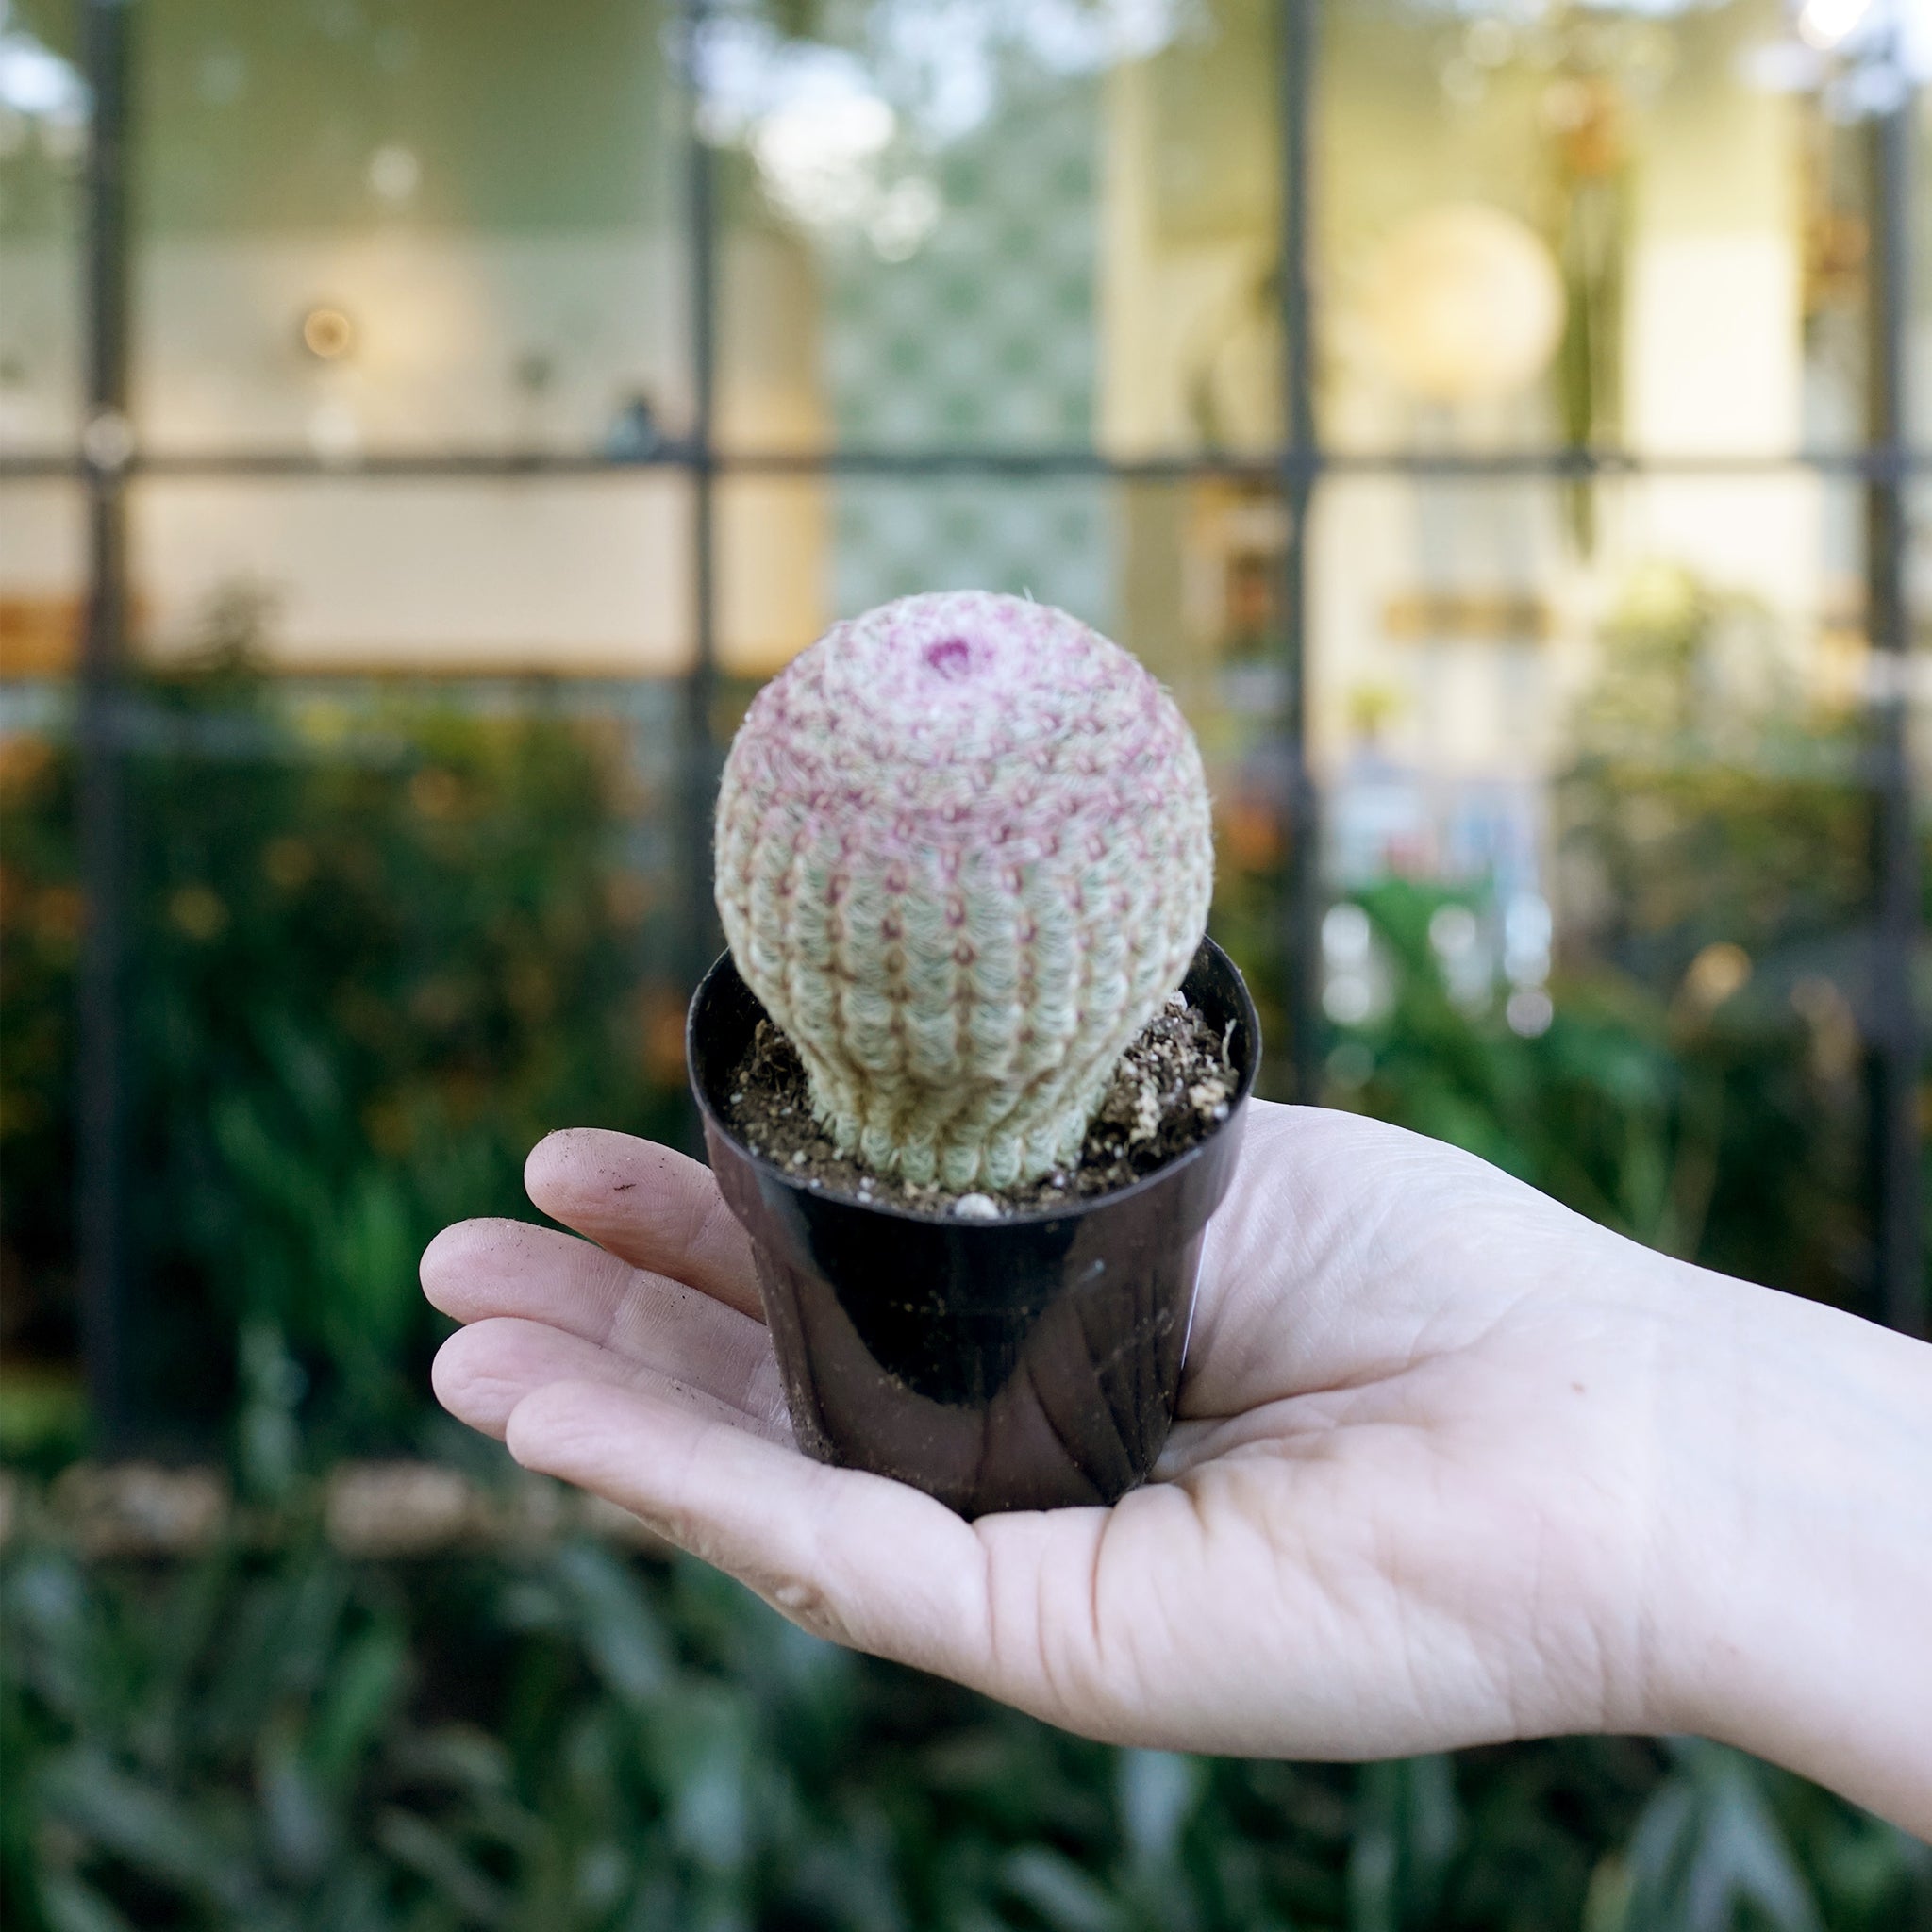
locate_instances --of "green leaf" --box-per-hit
[1117,1750,1203,1871]
[2,1555,94,1724]
[38,1874,137,1932]
[375,1808,510,1928]
[1619,1744,1822,1932]
[258,1714,336,1883]
[648,1685,755,1874]
[38,1747,258,1910]
[308,1617,411,1789]
[391,1723,514,1796]
[1348,1756,1460,1932]
[551,1542,670,1709]
[1001,1844,1125,1932]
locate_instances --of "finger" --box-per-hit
[524,1130,760,1318]
[423,1217,637,1331]
[434,1318,791,1444]
[422,1218,772,1390]
[506,1379,1216,1748]
[504,1378,999,1686]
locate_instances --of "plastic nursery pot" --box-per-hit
[686,936,1259,1519]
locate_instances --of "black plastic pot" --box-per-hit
[687,937,1259,1518]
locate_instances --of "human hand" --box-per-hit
[422,1104,1932,1836]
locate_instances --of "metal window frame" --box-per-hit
[52,0,1925,1441]
[1864,32,1923,1337]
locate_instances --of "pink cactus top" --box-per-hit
[714,591,1213,1191]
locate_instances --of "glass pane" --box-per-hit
[1913,478,1932,789]
[706,0,1281,457]
[1915,65,1932,451]
[1907,487,1930,908]
[127,475,691,673]
[717,468,1120,670]
[0,480,84,1413]
[1127,474,1297,1091]
[1317,0,1876,458]
[0,476,85,674]
[0,0,86,454]
[112,666,688,1437]
[132,0,686,457]
[1902,476,1930,1336]
[1310,470,1875,1306]
[8,482,695,1441]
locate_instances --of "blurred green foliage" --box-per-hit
[1241,563,1922,1315]
[6,1521,1927,1932]
[1322,877,1870,1303]
[0,610,681,1454]
[1556,565,1878,1000]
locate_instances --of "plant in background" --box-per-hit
[1556,562,1872,991]
[1320,562,1893,1307]
[1245,567,1890,1254]
[0,729,79,1457]
[1321,877,1857,1282]
[5,1520,1926,1932]
[1550,562,1896,1300]
[0,611,682,1457]
[714,590,1213,1190]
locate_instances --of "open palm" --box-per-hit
[424,1101,1713,1762]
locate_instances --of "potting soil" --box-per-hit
[723,994,1239,1217]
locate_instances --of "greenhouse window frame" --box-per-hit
[22,0,1924,1440]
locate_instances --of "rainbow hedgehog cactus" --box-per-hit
[714,591,1214,1192]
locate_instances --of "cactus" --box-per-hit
[714,591,1214,1191]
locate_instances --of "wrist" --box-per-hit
[1641,1266,1932,1834]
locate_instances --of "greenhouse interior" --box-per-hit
[1,0,1929,1924]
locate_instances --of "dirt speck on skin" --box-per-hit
[724,992,1238,1217]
